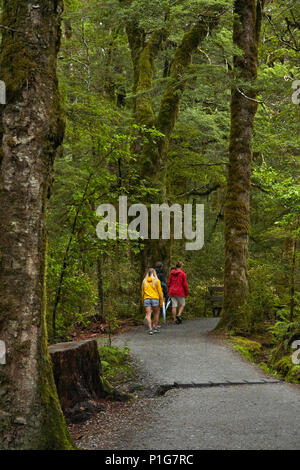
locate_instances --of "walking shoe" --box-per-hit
[148,329,153,335]
[153,327,160,333]
[176,314,182,324]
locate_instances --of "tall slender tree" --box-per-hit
[0,0,72,449]
[218,0,264,330]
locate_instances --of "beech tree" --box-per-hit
[218,0,265,330]
[122,0,223,270]
[0,0,72,449]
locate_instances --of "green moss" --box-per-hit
[0,0,71,450]
[36,237,73,450]
[227,336,290,381]
[134,30,168,127]
[273,355,300,384]
[0,42,35,99]
[232,336,262,356]
[233,344,255,361]
[225,199,250,236]
[14,340,31,354]
[154,20,217,177]
[36,334,74,450]
[157,21,207,138]
[285,365,300,383]
[0,3,36,99]
[99,375,136,402]
[227,336,262,362]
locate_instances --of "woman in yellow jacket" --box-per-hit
[142,268,163,335]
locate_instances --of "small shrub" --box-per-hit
[98,344,134,386]
[240,265,280,332]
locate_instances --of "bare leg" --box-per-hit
[177,305,184,317]
[172,306,177,322]
[153,306,160,328]
[145,306,152,330]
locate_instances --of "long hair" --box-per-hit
[143,268,159,289]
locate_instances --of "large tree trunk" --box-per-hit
[289,238,297,322]
[218,0,264,330]
[141,16,220,271]
[0,1,72,449]
[154,16,220,181]
[125,8,220,269]
[96,256,105,322]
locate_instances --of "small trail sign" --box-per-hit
[0,340,6,365]
[0,80,6,104]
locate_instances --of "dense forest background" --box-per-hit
[0,0,299,451]
[46,0,299,346]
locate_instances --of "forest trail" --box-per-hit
[78,318,300,450]
[112,318,277,385]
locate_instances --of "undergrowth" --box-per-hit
[98,343,134,387]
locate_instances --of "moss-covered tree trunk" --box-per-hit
[0,0,72,449]
[124,9,169,272]
[218,0,264,330]
[154,16,219,183]
[125,10,220,271]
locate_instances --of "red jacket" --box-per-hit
[167,269,188,297]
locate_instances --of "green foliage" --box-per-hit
[232,336,262,357]
[232,344,256,363]
[269,313,300,353]
[272,355,300,384]
[43,0,299,345]
[98,344,134,385]
[263,311,300,383]
[239,264,280,332]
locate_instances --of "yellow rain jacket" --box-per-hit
[142,277,163,307]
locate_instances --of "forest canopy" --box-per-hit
[40,0,299,340]
[0,0,299,449]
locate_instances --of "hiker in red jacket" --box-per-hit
[167,261,188,324]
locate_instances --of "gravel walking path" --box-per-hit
[72,318,300,450]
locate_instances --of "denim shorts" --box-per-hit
[144,298,159,307]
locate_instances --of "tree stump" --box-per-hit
[49,339,106,423]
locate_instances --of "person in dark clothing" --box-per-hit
[167,261,188,324]
[155,261,168,299]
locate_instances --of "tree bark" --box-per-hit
[218,0,264,330]
[0,0,72,449]
[289,238,297,322]
[49,339,132,423]
[125,10,220,269]
[49,339,106,423]
[127,25,168,128]
[154,16,220,182]
[96,256,105,322]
